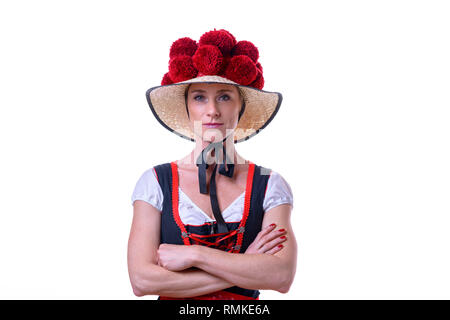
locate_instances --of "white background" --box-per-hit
[0,0,449,299]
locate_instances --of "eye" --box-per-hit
[193,95,205,101]
[218,94,230,101]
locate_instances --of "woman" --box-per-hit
[128,29,296,300]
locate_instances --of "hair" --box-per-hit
[184,84,246,121]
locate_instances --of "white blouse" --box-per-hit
[131,166,294,226]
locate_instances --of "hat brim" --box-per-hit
[146,75,282,143]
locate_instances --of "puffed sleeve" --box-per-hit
[263,170,294,212]
[130,167,164,212]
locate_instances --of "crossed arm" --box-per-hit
[127,200,297,298]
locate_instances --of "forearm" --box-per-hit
[131,263,233,298]
[191,245,292,292]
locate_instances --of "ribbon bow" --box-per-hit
[196,140,235,234]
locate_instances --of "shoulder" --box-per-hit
[131,165,165,210]
[253,163,292,189]
[132,166,158,186]
[136,161,176,187]
[267,170,292,190]
[260,167,294,211]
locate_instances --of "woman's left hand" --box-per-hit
[157,244,195,271]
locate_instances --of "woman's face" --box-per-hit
[186,83,243,143]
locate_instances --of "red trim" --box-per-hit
[171,161,256,251]
[233,162,255,253]
[159,290,259,300]
[189,230,235,239]
[170,161,190,245]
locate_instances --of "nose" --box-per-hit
[205,100,220,118]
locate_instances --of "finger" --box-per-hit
[255,223,277,241]
[251,228,285,253]
[265,243,284,255]
[259,228,287,247]
[252,224,277,249]
[259,235,287,254]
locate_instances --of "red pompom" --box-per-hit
[224,55,258,85]
[199,29,235,56]
[169,56,198,82]
[256,62,263,73]
[169,37,198,59]
[218,29,237,46]
[161,72,173,85]
[250,68,264,90]
[219,55,232,75]
[192,45,224,75]
[231,40,259,63]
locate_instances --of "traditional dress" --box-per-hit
[131,161,293,300]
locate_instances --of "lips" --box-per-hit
[203,123,223,128]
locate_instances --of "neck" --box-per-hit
[181,137,243,167]
[195,137,234,165]
[178,131,249,169]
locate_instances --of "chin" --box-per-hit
[202,129,225,143]
[203,136,220,144]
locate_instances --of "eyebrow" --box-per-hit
[190,89,234,94]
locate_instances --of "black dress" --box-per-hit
[154,161,271,300]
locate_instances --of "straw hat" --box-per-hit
[145,29,283,143]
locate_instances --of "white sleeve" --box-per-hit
[263,171,294,212]
[130,167,164,212]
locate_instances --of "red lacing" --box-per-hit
[187,228,239,252]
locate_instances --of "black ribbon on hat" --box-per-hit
[196,139,235,234]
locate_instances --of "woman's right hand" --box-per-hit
[245,223,287,255]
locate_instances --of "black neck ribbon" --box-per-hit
[196,140,235,234]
